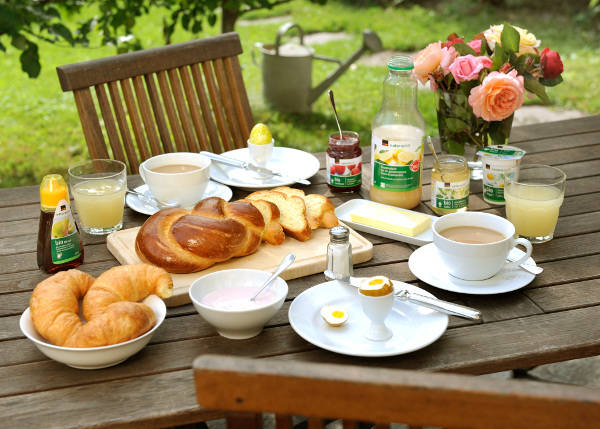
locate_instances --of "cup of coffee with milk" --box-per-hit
[432,212,532,281]
[139,152,211,209]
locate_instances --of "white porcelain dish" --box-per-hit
[189,269,288,339]
[19,295,166,369]
[408,243,536,295]
[209,147,320,190]
[126,181,233,215]
[334,199,437,246]
[288,280,448,357]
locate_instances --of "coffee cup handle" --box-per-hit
[139,165,146,182]
[508,238,533,268]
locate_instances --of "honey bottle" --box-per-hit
[37,174,84,273]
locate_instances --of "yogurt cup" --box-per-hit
[477,145,526,205]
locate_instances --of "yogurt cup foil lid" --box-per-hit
[477,145,526,160]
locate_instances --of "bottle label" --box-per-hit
[50,200,82,264]
[371,134,423,191]
[326,154,362,188]
[432,179,469,209]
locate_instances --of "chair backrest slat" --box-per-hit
[194,354,600,429]
[201,61,233,153]
[143,73,175,153]
[132,75,162,157]
[94,84,127,164]
[107,81,140,172]
[57,33,253,171]
[190,63,221,152]
[72,89,109,160]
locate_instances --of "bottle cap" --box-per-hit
[329,225,349,242]
[40,174,69,210]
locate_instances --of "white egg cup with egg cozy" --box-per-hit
[19,295,166,369]
[359,291,394,341]
[432,211,533,281]
[189,268,288,340]
[139,152,211,209]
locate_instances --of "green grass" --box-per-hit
[1,0,598,187]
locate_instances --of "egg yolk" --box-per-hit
[331,310,345,318]
[360,276,394,297]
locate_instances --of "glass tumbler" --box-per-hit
[505,164,566,243]
[68,159,127,235]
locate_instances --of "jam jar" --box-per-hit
[326,131,362,193]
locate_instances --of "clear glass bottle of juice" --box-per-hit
[370,55,425,209]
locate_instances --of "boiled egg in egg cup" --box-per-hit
[247,123,274,168]
[359,276,395,341]
[320,305,349,327]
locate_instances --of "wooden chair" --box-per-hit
[57,33,254,173]
[194,354,600,429]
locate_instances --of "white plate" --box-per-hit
[20,295,166,369]
[288,280,448,357]
[334,199,437,246]
[126,181,233,215]
[408,243,536,295]
[209,147,320,190]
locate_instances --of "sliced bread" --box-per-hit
[273,186,338,229]
[245,199,285,245]
[246,190,312,241]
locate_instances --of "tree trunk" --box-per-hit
[221,1,240,33]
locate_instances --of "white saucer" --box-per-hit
[209,147,320,190]
[126,181,233,215]
[408,243,536,295]
[288,280,448,357]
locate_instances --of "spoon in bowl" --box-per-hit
[126,188,179,209]
[250,253,296,302]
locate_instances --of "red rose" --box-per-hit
[540,47,563,79]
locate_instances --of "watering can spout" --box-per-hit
[309,29,383,105]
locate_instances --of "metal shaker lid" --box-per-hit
[329,225,349,241]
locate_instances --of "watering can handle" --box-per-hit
[252,42,262,67]
[275,22,304,56]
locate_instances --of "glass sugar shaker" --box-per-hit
[324,225,353,284]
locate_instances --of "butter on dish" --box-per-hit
[350,204,431,237]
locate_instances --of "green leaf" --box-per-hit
[540,75,564,87]
[501,22,520,54]
[444,117,469,133]
[480,37,490,56]
[0,41,5,52]
[492,45,507,71]
[524,75,551,104]
[446,140,465,155]
[453,43,476,56]
[11,34,27,50]
[49,23,74,44]
[192,20,203,33]
[20,42,40,78]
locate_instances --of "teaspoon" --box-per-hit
[250,253,296,301]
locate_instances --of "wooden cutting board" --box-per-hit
[106,223,373,307]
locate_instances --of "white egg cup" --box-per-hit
[248,138,274,168]
[359,290,394,341]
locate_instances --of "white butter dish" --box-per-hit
[334,199,437,246]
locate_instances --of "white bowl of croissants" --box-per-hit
[20,264,173,369]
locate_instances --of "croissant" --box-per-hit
[30,265,173,348]
[135,197,282,273]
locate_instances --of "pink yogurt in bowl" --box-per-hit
[189,269,288,339]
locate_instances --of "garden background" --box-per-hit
[1,0,598,188]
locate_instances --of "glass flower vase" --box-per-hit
[436,90,514,180]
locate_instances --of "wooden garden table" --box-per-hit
[1,116,599,427]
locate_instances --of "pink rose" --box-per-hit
[540,47,563,79]
[468,69,525,121]
[448,54,492,83]
[412,42,442,84]
[440,46,458,75]
[467,39,482,55]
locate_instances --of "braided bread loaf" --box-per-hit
[30,265,173,348]
[135,197,283,273]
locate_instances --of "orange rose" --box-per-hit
[412,42,442,84]
[468,70,524,121]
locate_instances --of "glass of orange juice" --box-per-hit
[68,159,127,235]
[505,164,566,243]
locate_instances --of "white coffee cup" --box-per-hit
[139,152,211,209]
[432,212,533,281]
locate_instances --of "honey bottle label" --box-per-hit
[50,200,82,264]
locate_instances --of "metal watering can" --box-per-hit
[253,23,382,113]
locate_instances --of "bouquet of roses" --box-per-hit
[413,22,564,154]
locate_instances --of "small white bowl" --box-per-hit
[19,295,166,369]
[189,268,288,339]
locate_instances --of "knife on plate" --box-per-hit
[200,151,311,186]
[347,276,481,320]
